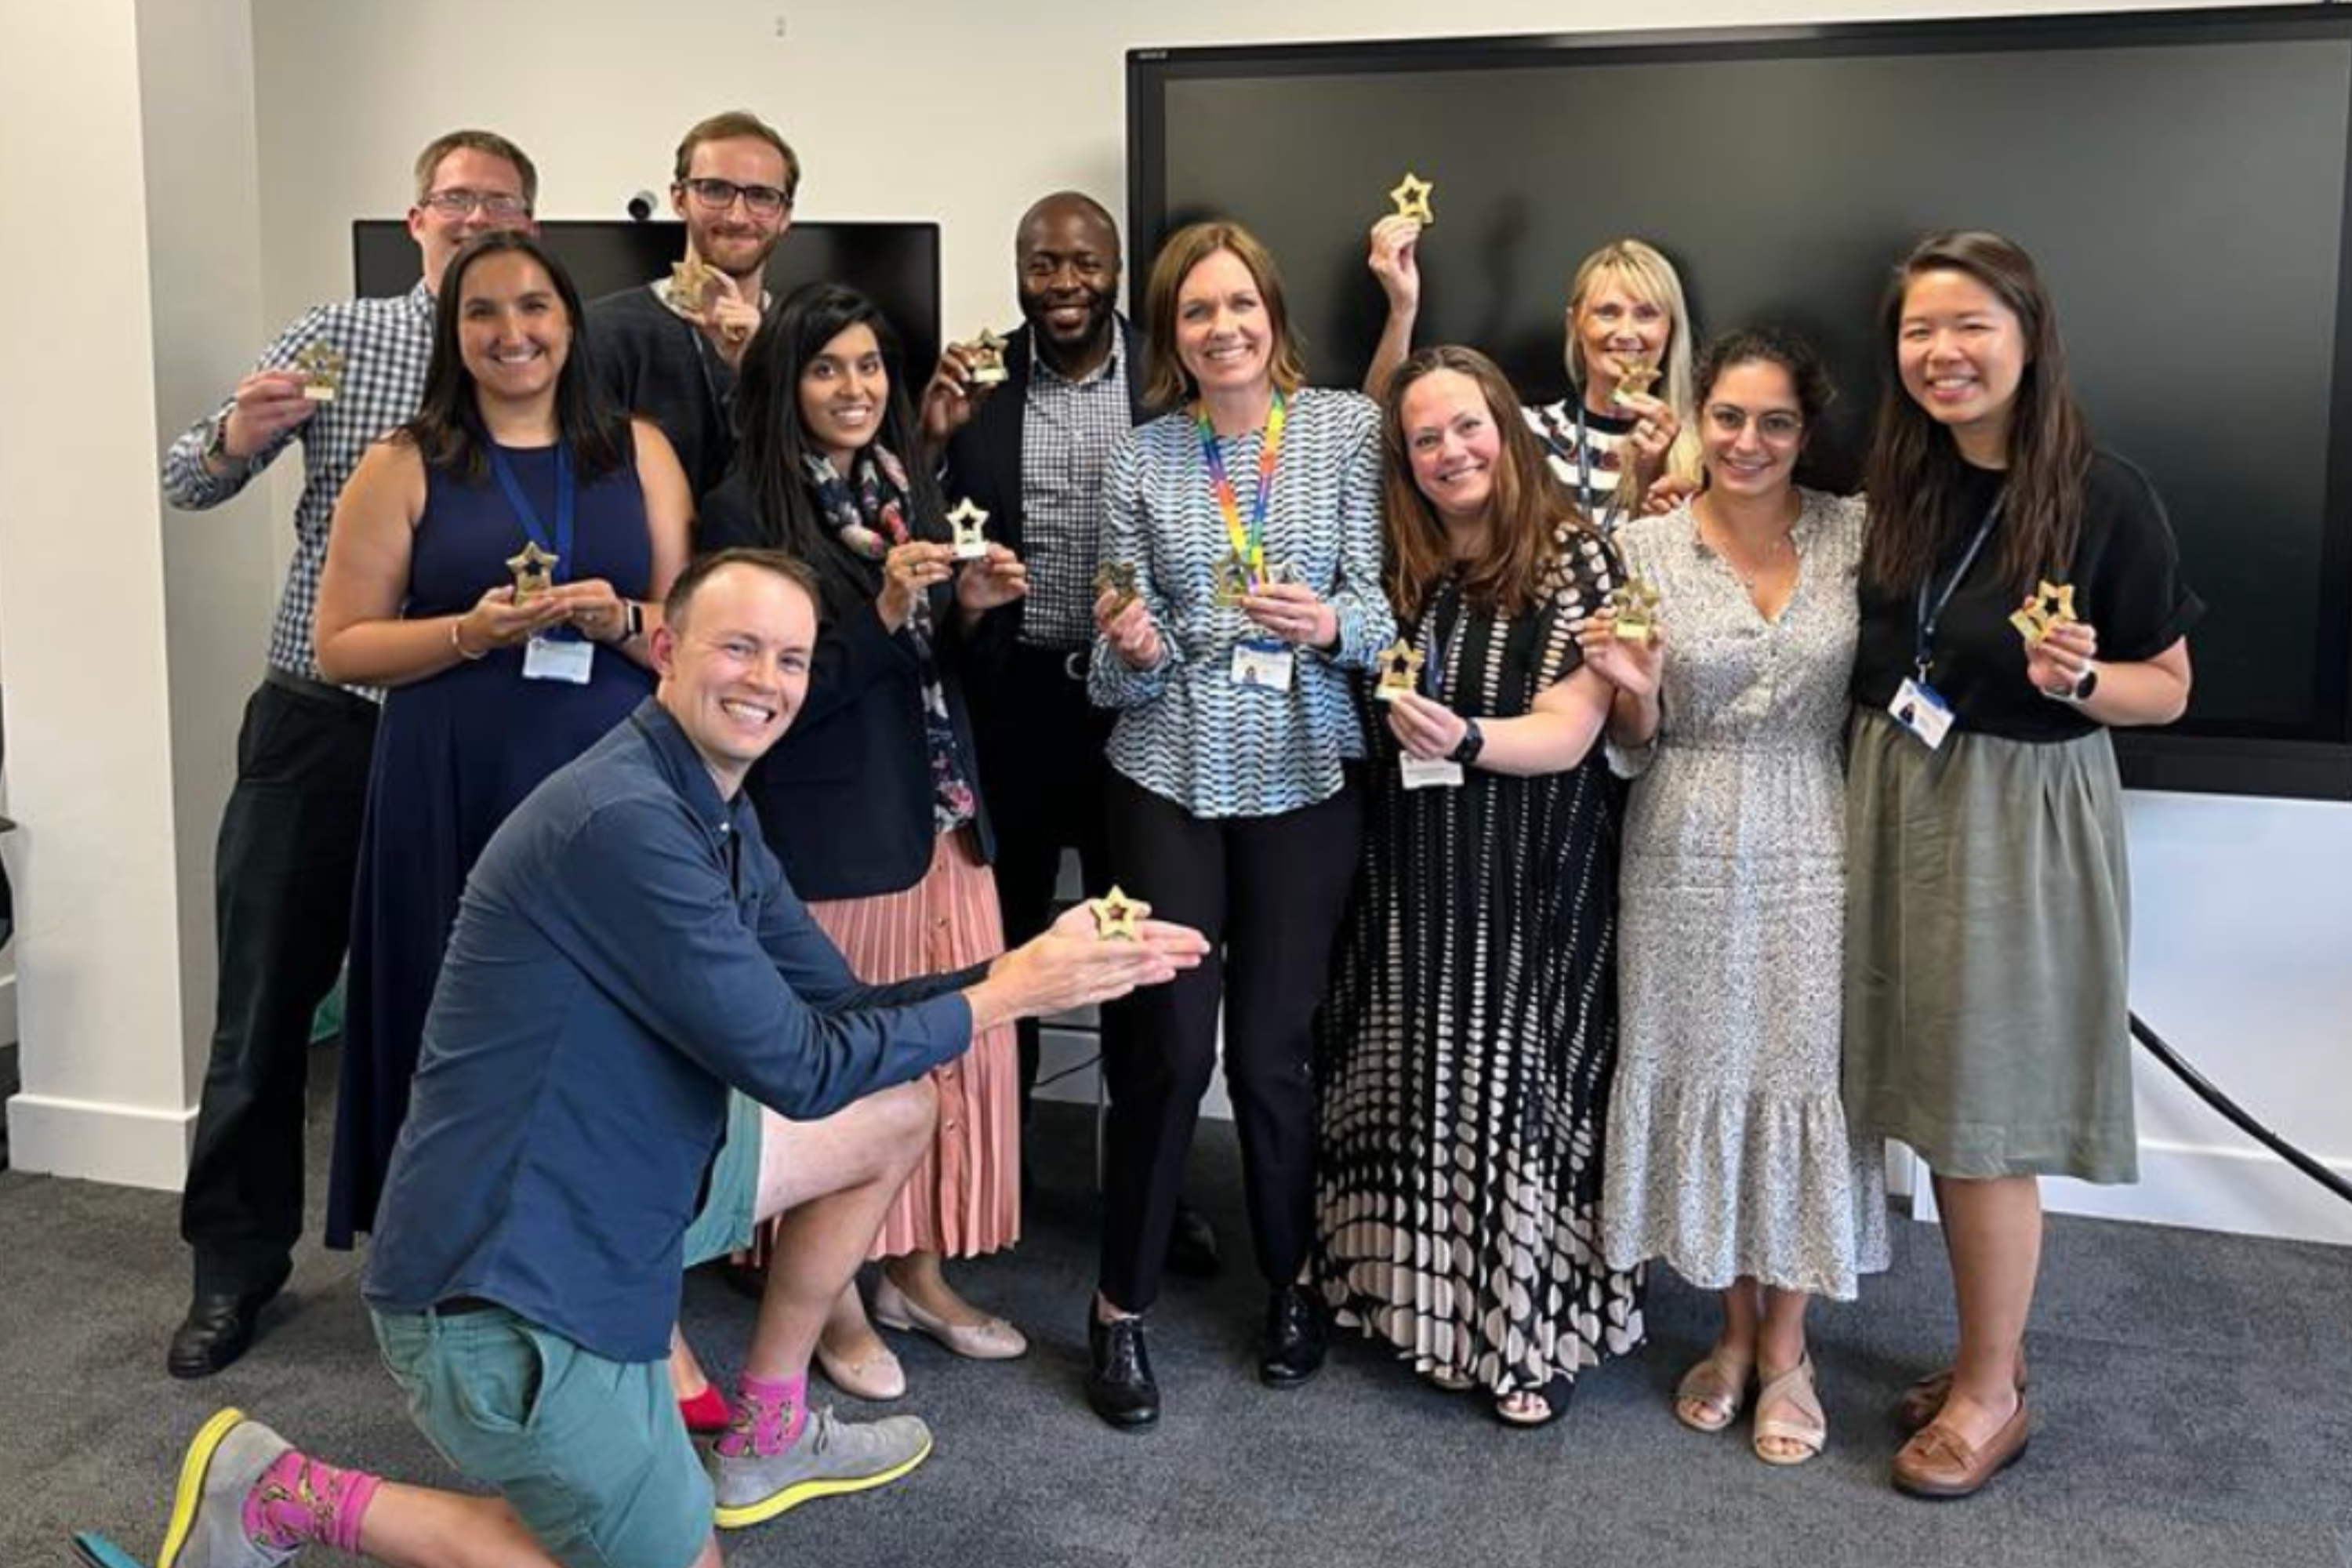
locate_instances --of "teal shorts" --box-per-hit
[681,1090,764,1269]
[372,1304,710,1568]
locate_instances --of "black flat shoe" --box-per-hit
[167,1267,289,1379]
[1259,1285,1327,1388]
[1086,1312,1160,1429]
[1166,1203,1221,1279]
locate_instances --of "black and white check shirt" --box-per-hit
[162,281,436,693]
[1016,331,1133,651]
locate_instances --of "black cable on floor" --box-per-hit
[2131,1012,2352,1207]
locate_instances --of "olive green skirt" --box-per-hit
[1843,708,2138,1183]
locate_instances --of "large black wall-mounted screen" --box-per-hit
[1130,8,2352,800]
[354,220,942,396]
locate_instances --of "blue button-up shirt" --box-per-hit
[364,699,979,1363]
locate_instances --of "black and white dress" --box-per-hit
[1312,532,1646,1399]
[1525,398,1637,535]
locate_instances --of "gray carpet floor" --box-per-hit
[2,1058,2348,1568]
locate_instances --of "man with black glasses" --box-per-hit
[159,129,538,1378]
[591,111,797,500]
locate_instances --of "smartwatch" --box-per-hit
[1448,717,1486,766]
[201,411,236,471]
[2044,661,2100,705]
[620,601,644,644]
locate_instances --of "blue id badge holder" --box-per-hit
[1889,675,1955,750]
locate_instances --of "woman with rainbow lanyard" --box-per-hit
[1083,219,1395,1428]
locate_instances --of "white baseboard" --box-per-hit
[5,1091,194,1191]
[1906,1138,2352,1247]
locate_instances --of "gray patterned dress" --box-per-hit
[1600,490,1889,1298]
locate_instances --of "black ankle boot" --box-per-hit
[1086,1311,1160,1428]
[1260,1284,1327,1388]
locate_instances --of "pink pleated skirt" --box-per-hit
[808,828,1021,1258]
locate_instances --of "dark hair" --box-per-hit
[1139,220,1307,410]
[1693,326,1840,490]
[412,128,538,209]
[662,546,820,631]
[726,282,945,613]
[672,110,801,205]
[400,230,627,484]
[1862,230,2094,597]
[1381,346,1584,624]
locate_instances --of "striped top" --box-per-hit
[1090,387,1396,818]
[1525,397,1636,535]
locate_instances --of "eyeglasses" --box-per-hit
[419,188,532,220]
[1704,405,1804,441]
[679,177,790,219]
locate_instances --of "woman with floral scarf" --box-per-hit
[699,282,1033,1400]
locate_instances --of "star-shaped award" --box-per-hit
[669,254,718,318]
[1087,885,1143,941]
[1388,172,1436,225]
[1374,639,1426,702]
[1611,355,1661,408]
[946,497,991,561]
[295,340,347,402]
[1212,551,1254,608]
[2008,579,2078,644]
[1607,577,1662,644]
[1094,561,1139,613]
[506,540,558,602]
[968,328,1011,387]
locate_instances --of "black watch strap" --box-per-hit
[1448,717,1486,765]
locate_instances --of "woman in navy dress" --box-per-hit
[316,230,690,1247]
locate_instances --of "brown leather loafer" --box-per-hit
[1892,1395,2031,1499]
[1895,1355,2029,1434]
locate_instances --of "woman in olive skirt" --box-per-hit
[1847,231,2202,1499]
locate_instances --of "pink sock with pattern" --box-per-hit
[716,1370,808,1458]
[241,1450,382,1554]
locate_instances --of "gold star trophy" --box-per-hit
[506,541,558,603]
[1087,886,1142,941]
[2009,579,2078,644]
[1094,561,1139,615]
[668,254,718,318]
[967,328,1011,387]
[1212,552,1255,608]
[946,498,991,561]
[1373,639,1426,702]
[1611,354,1660,409]
[1606,577,1662,644]
[1388,172,1436,225]
[294,340,347,403]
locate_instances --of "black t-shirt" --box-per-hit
[1853,450,2204,742]
[587,285,737,502]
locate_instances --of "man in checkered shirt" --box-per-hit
[156,128,539,1380]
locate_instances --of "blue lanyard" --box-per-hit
[487,443,575,587]
[1913,499,2004,681]
[1533,404,1600,517]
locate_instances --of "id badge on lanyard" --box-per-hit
[1396,601,1465,789]
[490,445,594,685]
[1896,500,2003,750]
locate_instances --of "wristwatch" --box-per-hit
[1448,717,1486,766]
[201,410,237,470]
[2045,661,2100,705]
[620,601,644,644]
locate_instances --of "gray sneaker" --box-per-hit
[710,1407,934,1529]
[158,1409,297,1568]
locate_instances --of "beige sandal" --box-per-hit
[1674,1349,1753,1434]
[1752,1355,1826,1466]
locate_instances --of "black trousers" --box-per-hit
[971,644,1119,1114]
[1098,771,1362,1312]
[179,677,376,1295]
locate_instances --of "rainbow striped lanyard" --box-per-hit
[1195,389,1287,583]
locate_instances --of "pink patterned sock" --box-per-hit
[241,1450,381,1554]
[715,1371,808,1459]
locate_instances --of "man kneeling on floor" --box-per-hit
[150,547,1207,1568]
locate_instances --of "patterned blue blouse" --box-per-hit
[1089,387,1396,819]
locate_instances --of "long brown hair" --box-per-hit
[1139,220,1308,412]
[1381,346,1584,624]
[1861,230,2094,596]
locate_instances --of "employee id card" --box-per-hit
[1889,677,1953,750]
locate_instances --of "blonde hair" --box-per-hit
[1565,238,1702,493]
